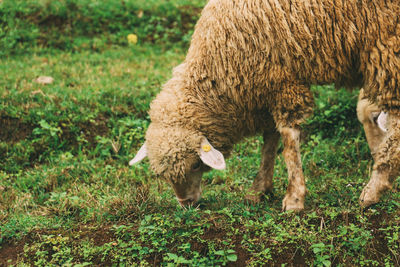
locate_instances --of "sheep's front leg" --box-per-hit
[360,113,400,207]
[280,127,306,211]
[246,129,280,203]
[269,82,313,211]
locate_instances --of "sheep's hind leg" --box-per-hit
[246,129,280,203]
[360,113,400,207]
[280,127,306,211]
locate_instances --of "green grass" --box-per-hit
[0,0,206,56]
[1,43,399,266]
[1,7,400,266]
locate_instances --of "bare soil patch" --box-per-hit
[0,116,34,143]
[1,210,398,266]
[0,238,26,266]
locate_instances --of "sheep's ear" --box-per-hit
[376,112,388,132]
[129,142,147,166]
[199,138,226,170]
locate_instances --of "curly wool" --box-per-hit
[146,0,400,180]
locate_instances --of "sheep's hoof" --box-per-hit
[245,187,274,204]
[282,194,304,212]
[245,191,262,204]
[359,186,381,207]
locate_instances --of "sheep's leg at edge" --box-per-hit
[280,127,306,211]
[245,129,280,203]
[360,113,400,207]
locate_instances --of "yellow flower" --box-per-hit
[202,144,211,152]
[127,34,138,44]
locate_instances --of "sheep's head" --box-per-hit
[130,124,225,207]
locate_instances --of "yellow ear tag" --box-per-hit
[202,144,211,152]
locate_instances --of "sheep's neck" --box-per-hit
[181,82,272,156]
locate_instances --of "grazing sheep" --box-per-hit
[357,89,388,160]
[131,0,400,210]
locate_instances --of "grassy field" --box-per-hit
[1,1,400,266]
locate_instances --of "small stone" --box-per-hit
[34,76,54,85]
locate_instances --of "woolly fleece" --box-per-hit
[144,0,400,183]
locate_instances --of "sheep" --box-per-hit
[130,0,400,211]
[357,89,388,160]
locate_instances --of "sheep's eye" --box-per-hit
[191,161,201,172]
[372,113,380,124]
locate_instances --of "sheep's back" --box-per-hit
[185,0,399,105]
